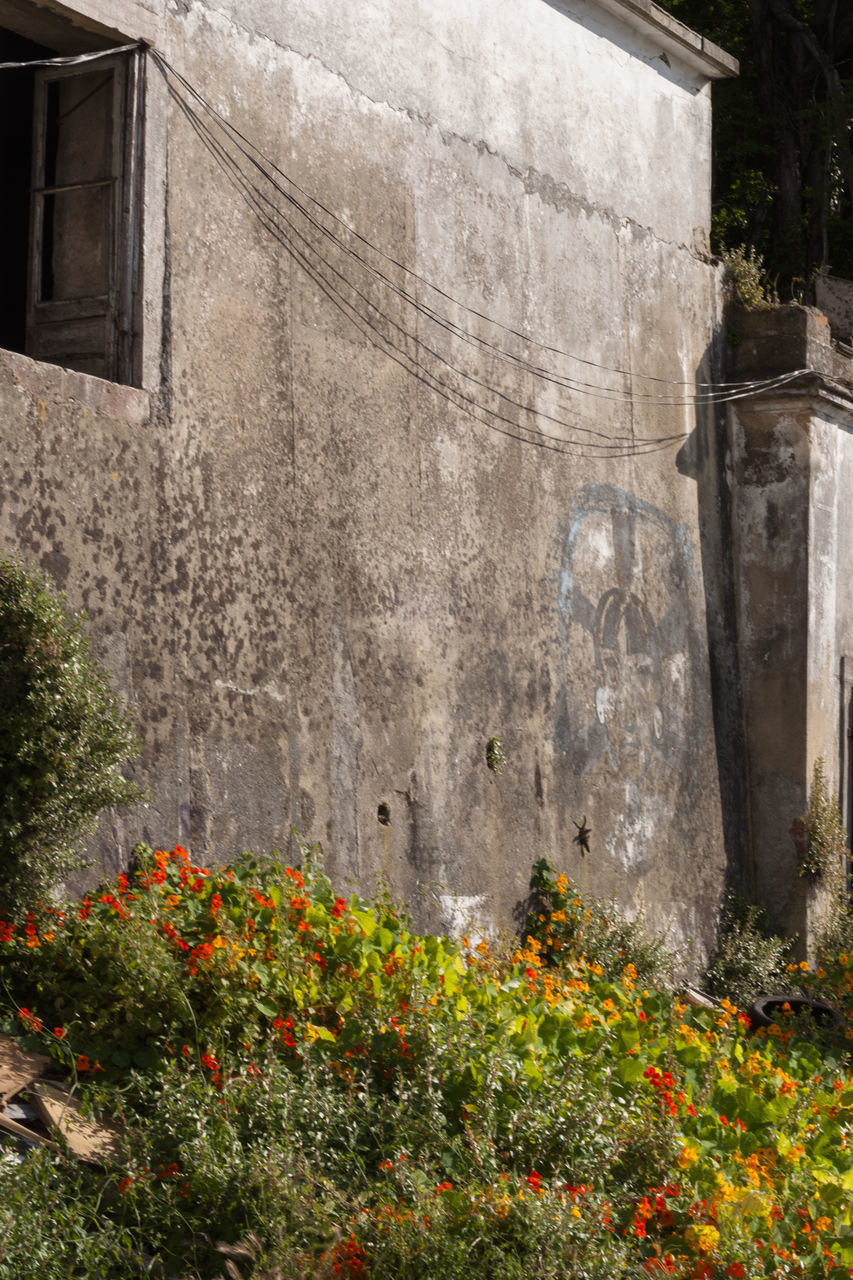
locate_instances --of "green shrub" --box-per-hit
[0,556,143,912]
[704,893,794,1008]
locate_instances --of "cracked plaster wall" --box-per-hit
[0,0,735,959]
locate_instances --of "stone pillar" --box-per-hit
[727,304,853,948]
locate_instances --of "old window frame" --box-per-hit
[25,44,145,385]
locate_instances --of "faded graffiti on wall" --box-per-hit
[556,485,700,872]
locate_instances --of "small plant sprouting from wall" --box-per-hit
[722,244,779,311]
[798,757,847,884]
[485,735,508,774]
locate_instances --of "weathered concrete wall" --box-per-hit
[0,0,737,958]
[816,275,853,345]
[726,306,853,946]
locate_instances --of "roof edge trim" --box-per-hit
[590,0,739,79]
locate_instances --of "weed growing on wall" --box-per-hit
[485,736,508,774]
[722,244,779,311]
[799,757,847,885]
[0,557,143,913]
[6,846,853,1276]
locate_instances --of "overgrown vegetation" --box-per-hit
[659,0,853,291]
[721,244,779,311]
[4,847,853,1278]
[704,894,793,1009]
[0,557,143,913]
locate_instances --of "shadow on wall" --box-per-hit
[674,340,750,899]
[551,335,748,898]
[555,484,702,876]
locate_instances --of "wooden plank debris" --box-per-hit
[0,1033,122,1164]
[28,1081,122,1164]
[0,1035,49,1105]
[0,1108,60,1153]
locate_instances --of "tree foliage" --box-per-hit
[0,556,143,911]
[660,0,853,290]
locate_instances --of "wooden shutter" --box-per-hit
[26,48,144,384]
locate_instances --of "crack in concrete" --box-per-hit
[190,1,703,256]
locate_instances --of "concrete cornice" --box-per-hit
[589,0,738,79]
[727,304,853,386]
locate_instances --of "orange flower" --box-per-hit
[76,1054,91,1072]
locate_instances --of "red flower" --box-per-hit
[17,1008,42,1033]
[118,1176,133,1195]
[332,896,347,918]
[435,1181,453,1193]
[209,893,223,915]
[53,1026,66,1040]
[526,1170,542,1192]
[726,1266,746,1278]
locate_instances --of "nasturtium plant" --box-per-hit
[4,848,853,1277]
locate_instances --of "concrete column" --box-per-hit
[727,305,853,947]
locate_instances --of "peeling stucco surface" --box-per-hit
[0,0,739,959]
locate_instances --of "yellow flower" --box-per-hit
[678,1144,699,1168]
[684,1224,719,1254]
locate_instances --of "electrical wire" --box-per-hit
[165,81,696,454]
[0,43,821,429]
[0,41,816,445]
[0,43,141,71]
[151,49,811,403]
[153,51,815,462]
[166,83,667,458]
